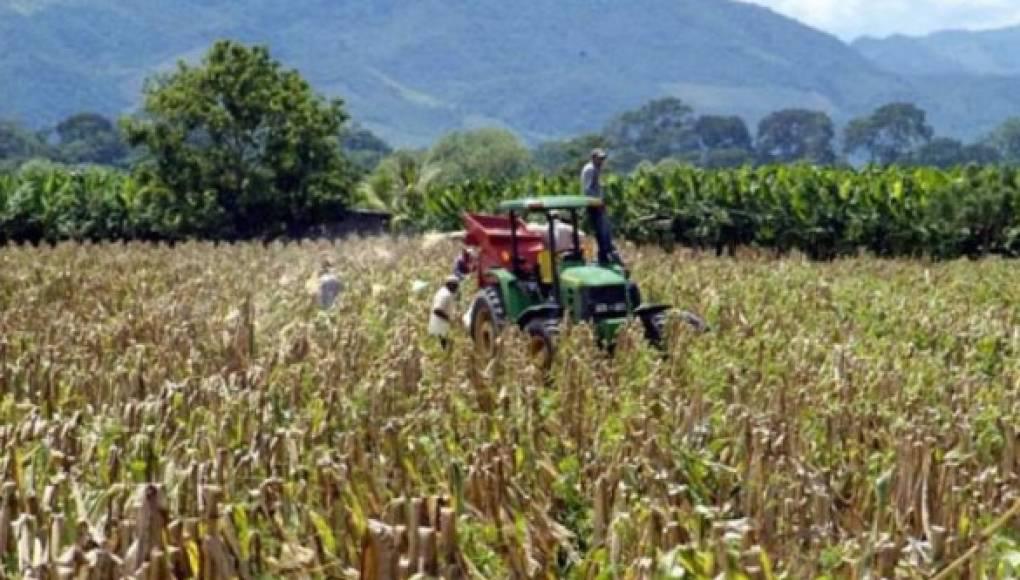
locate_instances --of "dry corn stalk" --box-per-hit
[0,240,1015,578]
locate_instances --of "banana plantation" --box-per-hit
[2,162,1020,260]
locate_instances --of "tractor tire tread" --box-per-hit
[524,318,559,370]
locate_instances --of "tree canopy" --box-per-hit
[984,118,1020,164]
[123,40,355,239]
[694,115,753,168]
[695,115,752,152]
[755,109,836,165]
[603,97,700,171]
[533,133,608,177]
[425,128,533,184]
[911,138,1001,168]
[341,123,392,174]
[844,102,934,166]
[54,112,130,166]
[0,121,48,168]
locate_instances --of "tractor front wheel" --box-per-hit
[524,319,558,371]
[470,288,506,362]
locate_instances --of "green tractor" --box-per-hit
[462,195,707,368]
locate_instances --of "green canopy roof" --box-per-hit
[497,195,603,212]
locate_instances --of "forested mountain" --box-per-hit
[854,26,1020,77]
[2,0,1018,145]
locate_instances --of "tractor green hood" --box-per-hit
[560,266,627,287]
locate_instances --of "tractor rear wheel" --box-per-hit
[524,319,559,371]
[470,288,506,361]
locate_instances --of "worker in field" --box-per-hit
[317,258,343,309]
[453,247,475,280]
[581,148,623,266]
[429,276,461,350]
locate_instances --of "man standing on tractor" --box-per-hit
[581,148,622,265]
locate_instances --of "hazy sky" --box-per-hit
[743,0,1020,40]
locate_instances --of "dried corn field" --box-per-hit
[0,239,1019,579]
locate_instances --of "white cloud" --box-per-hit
[742,0,1020,40]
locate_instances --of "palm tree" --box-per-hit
[355,150,442,230]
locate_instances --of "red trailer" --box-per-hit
[462,212,545,284]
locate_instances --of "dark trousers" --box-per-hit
[588,207,619,264]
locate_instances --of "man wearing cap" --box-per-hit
[581,149,622,265]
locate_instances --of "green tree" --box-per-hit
[909,137,1000,168]
[0,120,48,168]
[122,40,354,239]
[695,115,751,151]
[355,150,433,208]
[910,138,965,168]
[961,143,1002,165]
[603,97,699,171]
[354,149,447,230]
[341,123,392,174]
[55,112,130,166]
[694,115,753,167]
[755,109,836,164]
[844,102,933,166]
[533,133,608,176]
[703,148,755,168]
[426,128,533,184]
[984,118,1020,164]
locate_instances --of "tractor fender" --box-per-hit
[516,304,563,331]
[633,304,670,319]
[638,306,711,339]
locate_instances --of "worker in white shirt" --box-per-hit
[429,276,461,350]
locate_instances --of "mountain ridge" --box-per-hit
[853,24,1020,77]
[2,0,1019,146]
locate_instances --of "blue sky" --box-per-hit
[743,0,1020,40]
